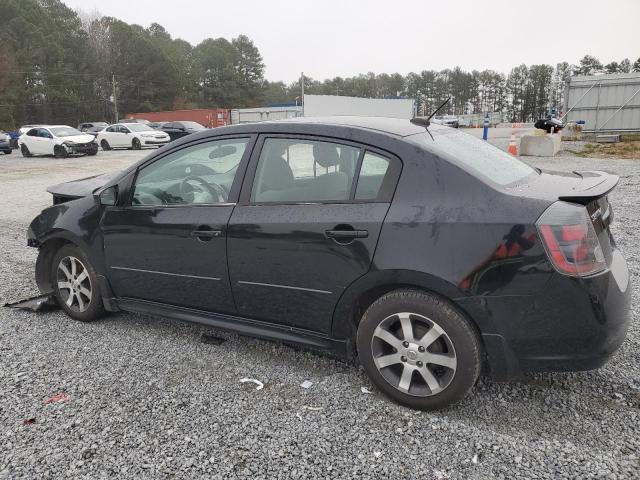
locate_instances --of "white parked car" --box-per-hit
[18,125,98,158]
[96,123,170,150]
[18,124,47,136]
[430,115,460,128]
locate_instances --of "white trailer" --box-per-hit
[230,106,302,124]
[303,94,415,119]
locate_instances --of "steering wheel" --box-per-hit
[180,176,226,203]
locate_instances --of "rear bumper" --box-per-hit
[0,140,11,151]
[463,249,631,379]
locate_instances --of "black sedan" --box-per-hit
[158,121,206,141]
[27,117,630,409]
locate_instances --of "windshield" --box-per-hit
[50,126,83,137]
[126,124,155,132]
[181,121,205,130]
[408,128,536,186]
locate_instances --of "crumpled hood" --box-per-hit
[47,171,122,199]
[61,134,96,144]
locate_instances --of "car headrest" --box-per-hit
[313,142,340,168]
[259,149,294,192]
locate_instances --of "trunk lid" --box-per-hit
[508,169,619,205]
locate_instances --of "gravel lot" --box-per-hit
[0,144,638,479]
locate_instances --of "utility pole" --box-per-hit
[300,72,305,116]
[112,74,119,123]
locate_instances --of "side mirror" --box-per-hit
[99,186,118,206]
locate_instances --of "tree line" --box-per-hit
[1,0,639,129]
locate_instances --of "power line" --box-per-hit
[0,99,108,107]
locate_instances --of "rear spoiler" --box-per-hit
[558,170,619,205]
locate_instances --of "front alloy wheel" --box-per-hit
[51,244,105,322]
[56,256,92,312]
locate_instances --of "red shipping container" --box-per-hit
[124,109,230,128]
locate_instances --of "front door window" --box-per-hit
[132,138,249,206]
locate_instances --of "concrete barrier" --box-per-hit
[519,134,562,157]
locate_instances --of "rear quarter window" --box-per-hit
[408,129,536,186]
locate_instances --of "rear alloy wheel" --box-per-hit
[132,138,141,150]
[54,145,68,159]
[21,144,32,157]
[357,289,482,410]
[52,244,105,322]
[100,139,111,151]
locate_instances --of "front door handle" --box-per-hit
[190,229,222,241]
[325,229,368,239]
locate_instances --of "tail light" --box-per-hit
[537,201,606,276]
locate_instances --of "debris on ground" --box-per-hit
[300,380,313,389]
[239,378,264,390]
[4,293,58,313]
[44,393,70,404]
[200,333,226,345]
[361,386,372,394]
[301,405,323,411]
[472,454,479,464]
[22,418,36,425]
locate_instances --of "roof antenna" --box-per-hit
[410,97,452,130]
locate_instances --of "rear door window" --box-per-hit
[250,138,361,203]
[355,152,391,200]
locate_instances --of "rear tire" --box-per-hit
[21,144,32,157]
[356,289,482,410]
[100,140,111,151]
[51,244,105,322]
[132,138,141,150]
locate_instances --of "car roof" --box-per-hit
[271,116,432,137]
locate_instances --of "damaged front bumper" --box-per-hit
[63,141,99,155]
[4,293,58,312]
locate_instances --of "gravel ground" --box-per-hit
[0,146,638,479]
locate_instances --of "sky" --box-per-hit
[62,0,639,83]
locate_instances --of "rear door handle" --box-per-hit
[325,229,369,239]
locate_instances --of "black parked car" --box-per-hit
[159,121,206,141]
[27,117,630,409]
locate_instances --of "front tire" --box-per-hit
[54,145,68,159]
[132,138,141,150]
[357,289,482,410]
[100,139,111,151]
[52,244,105,322]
